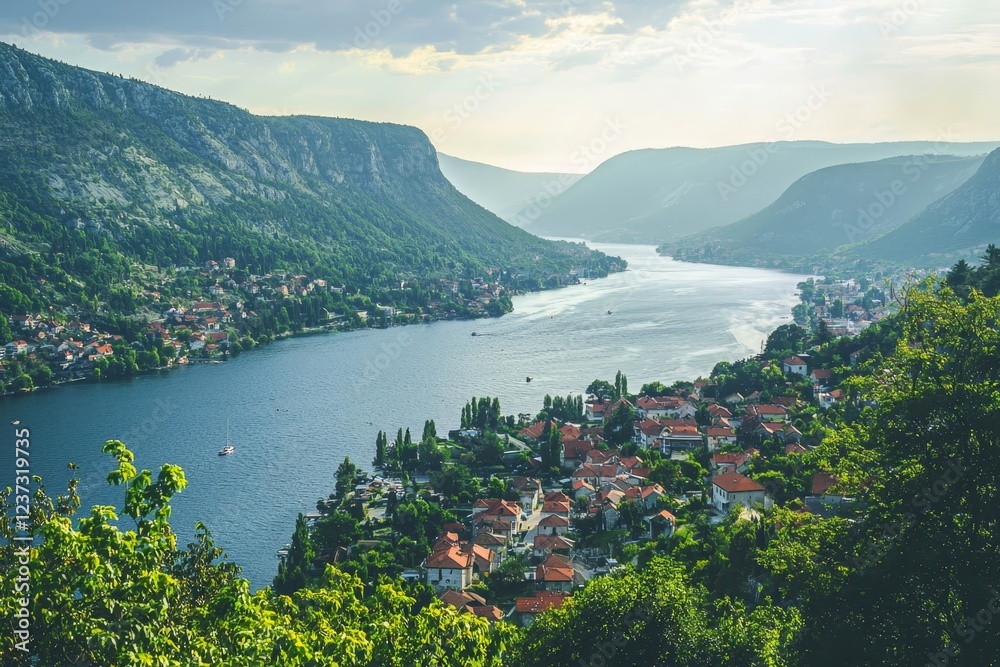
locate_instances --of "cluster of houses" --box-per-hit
[417,485,586,626]
[0,315,125,382]
[807,278,887,336]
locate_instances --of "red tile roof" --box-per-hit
[712,473,765,494]
[515,592,569,614]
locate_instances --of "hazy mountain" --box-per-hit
[437,153,584,224]
[665,155,985,267]
[849,148,1000,264]
[522,141,1000,243]
[0,42,619,316]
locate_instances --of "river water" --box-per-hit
[1,244,808,587]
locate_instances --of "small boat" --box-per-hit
[471,332,478,336]
[10,420,20,425]
[218,419,235,456]
[607,310,613,315]
[526,376,534,383]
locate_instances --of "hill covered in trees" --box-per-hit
[0,42,620,324]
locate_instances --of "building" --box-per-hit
[783,356,809,376]
[711,473,771,513]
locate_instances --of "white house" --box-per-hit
[712,473,771,513]
[783,356,809,376]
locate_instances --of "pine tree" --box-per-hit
[374,431,386,467]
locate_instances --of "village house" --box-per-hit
[535,553,577,592]
[512,592,570,627]
[584,400,611,422]
[644,509,676,539]
[532,534,575,558]
[537,514,570,537]
[470,499,522,533]
[711,451,752,476]
[510,477,543,512]
[712,473,771,513]
[706,427,738,451]
[783,356,809,376]
[439,590,504,622]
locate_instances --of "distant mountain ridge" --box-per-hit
[665,155,986,268]
[0,41,619,318]
[437,153,584,224]
[520,141,1000,243]
[849,148,1000,264]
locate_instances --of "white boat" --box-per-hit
[218,419,235,456]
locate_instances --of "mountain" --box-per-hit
[849,148,1000,264]
[522,141,1000,243]
[665,155,985,268]
[0,42,619,319]
[437,153,584,224]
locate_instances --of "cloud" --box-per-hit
[154,47,221,69]
[0,0,687,59]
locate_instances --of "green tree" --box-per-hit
[274,513,315,595]
[604,401,637,447]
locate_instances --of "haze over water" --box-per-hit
[3,245,808,587]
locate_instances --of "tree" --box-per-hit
[335,456,359,498]
[800,284,1000,666]
[421,419,437,442]
[374,430,387,467]
[312,509,362,554]
[604,401,637,447]
[614,370,628,400]
[586,379,615,401]
[274,513,315,595]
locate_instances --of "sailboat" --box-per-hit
[218,419,235,456]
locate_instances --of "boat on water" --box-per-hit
[218,419,235,456]
[471,332,478,336]
[526,376,534,383]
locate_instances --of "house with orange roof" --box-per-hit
[783,356,809,376]
[532,534,575,558]
[572,479,596,502]
[510,477,543,512]
[712,473,771,513]
[537,514,570,536]
[706,426,738,451]
[513,592,570,626]
[644,509,676,538]
[585,400,611,422]
[712,452,751,476]
[535,553,577,591]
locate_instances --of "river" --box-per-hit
[1,244,809,587]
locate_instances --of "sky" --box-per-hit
[1,0,998,172]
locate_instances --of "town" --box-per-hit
[0,256,593,394]
[273,273,897,626]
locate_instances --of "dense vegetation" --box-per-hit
[0,41,620,330]
[3,280,998,665]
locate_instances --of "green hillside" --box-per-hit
[665,155,984,268]
[0,42,620,321]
